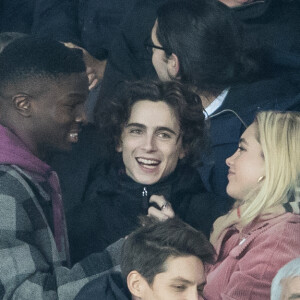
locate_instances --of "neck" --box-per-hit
[197,90,222,108]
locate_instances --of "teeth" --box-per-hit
[69,133,78,138]
[137,158,159,165]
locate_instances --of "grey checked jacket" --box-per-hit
[0,164,123,300]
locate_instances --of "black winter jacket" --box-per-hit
[67,157,222,263]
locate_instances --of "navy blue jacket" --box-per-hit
[75,271,131,300]
[198,76,300,205]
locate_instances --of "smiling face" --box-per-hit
[30,72,89,158]
[140,255,206,300]
[226,123,265,202]
[117,100,185,185]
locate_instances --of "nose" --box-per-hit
[142,133,157,152]
[226,150,238,167]
[186,288,201,300]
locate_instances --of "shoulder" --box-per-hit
[75,271,126,300]
[236,213,300,257]
[259,213,300,239]
[0,165,36,199]
[226,77,300,115]
[259,213,300,234]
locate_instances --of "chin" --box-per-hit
[135,175,161,186]
[52,143,73,154]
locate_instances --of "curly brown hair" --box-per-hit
[96,80,208,166]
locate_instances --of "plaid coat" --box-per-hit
[0,164,123,300]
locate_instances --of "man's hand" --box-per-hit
[64,42,107,90]
[148,195,175,221]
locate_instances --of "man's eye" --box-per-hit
[157,132,171,139]
[238,146,246,152]
[172,285,186,291]
[129,129,142,135]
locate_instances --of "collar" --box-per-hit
[204,88,230,118]
[0,124,52,179]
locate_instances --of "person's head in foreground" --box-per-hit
[0,36,89,160]
[226,110,300,225]
[97,80,206,185]
[271,257,300,300]
[121,217,215,300]
[150,0,258,100]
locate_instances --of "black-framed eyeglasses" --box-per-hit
[144,36,171,56]
[144,42,166,54]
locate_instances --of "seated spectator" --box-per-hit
[32,0,136,61]
[202,111,300,299]
[45,0,300,231]
[0,37,123,299]
[31,0,137,91]
[271,257,300,300]
[147,0,300,207]
[67,80,222,263]
[99,0,300,100]
[74,217,215,300]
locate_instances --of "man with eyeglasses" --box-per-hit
[98,0,300,101]
[146,0,300,204]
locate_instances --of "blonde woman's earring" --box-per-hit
[257,176,265,183]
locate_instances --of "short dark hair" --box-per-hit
[0,37,86,91]
[96,80,207,165]
[121,217,215,284]
[156,0,259,93]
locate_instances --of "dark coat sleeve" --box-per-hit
[32,0,81,46]
[98,0,166,101]
[0,0,34,33]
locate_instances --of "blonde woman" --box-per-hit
[204,111,300,299]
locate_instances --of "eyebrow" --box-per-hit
[126,123,178,136]
[171,277,206,286]
[288,294,300,300]
[239,137,248,145]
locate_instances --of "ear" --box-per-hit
[116,132,124,153]
[179,147,186,160]
[12,94,32,117]
[116,141,122,153]
[178,138,186,160]
[127,271,148,299]
[167,53,180,78]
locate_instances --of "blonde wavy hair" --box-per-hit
[240,111,300,225]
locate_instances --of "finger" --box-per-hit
[89,79,99,90]
[161,205,175,218]
[88,72,96,82]
[149,195,168,208]
[148,206,169,221]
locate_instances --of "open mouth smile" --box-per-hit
[136,157,161,169]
